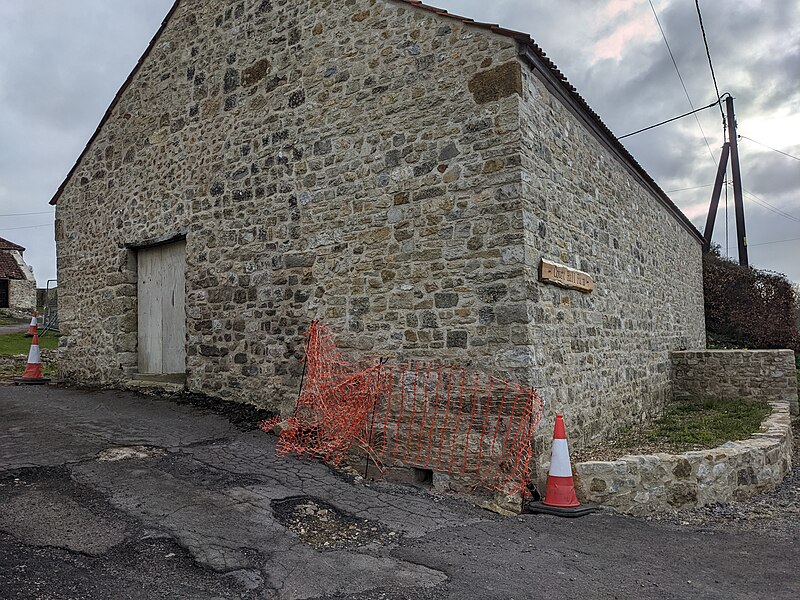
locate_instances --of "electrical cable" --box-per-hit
[694,0,725,124]
[665,183,714,193]
[648,0,718,164]
[748,236,800,248]
[739,135,800,162]
[0,222,52,231]
[742,188,800,224]
[618,99,719,139]
[0,210,55,217]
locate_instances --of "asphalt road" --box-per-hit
[0,322,29,335]
[0,385,796,599]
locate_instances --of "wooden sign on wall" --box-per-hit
[539,259,594,293]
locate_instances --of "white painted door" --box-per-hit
[137,240,186,374]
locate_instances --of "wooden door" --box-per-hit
[0,280,8,308]
[137,240,186,374]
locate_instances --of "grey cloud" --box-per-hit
[741,150,800,199]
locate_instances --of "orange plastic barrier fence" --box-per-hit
[260,321,544,495]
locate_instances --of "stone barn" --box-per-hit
[52,0,706,459]
[0,237,36,311]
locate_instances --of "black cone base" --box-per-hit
[523,501,597,518]
[14,377,51,385]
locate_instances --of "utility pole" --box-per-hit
[702,141,730,253]
[702,95,749,266]
[726,95,748,266]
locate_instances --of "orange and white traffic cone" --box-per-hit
[525,414,594,517]
[25,311,38,337]
[543,414,581,508]
[15,332,51,385]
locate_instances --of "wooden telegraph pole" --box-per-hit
[702,141,730,253]
[726,95,748,266]
[702,95,748,266]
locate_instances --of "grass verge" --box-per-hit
[575,397,772,461]
[0,332,59,355]
[631,398,771,449]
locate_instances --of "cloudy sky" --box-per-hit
[1,0,798,286]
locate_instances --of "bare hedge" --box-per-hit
[703,249,799,354]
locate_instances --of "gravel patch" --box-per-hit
[272,496,399,551]
[53,383,278,432]
[173,392,276,431]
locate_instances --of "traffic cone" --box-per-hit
[524,414,595,517]
[25,311,38,337]
[15,332,51,385]
[543,414,581,508]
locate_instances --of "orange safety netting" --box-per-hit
[260,321,544,496]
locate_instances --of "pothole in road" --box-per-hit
[97,446,167,462]
[271,495,399,552]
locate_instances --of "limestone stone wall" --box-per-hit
[9,278,36,311]
[517,65,706,452]
[673,349,799,415]
[574,400,793,515]
[54,0,706,485]
[55,0,526,415]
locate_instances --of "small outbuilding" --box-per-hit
[52,0,706,459]
[0,237,36,311]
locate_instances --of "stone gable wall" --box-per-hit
[517,66,706,453]
[2,248,37,310]
[55,0,529,415]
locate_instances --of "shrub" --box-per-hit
[703,248,799,353]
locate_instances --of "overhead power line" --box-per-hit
[694,0,725,124]
[0,210,55,217]
[617,99,719,140]
[742,188,800,224]
[0,222,52,231]
[665,183,715,193]
[739,135,800,162]
[748,236,800,248]
[648,0,717,164]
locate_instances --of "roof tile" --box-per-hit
[0,251,25,280]
[0,236,25,252]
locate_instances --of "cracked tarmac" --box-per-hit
[0,385,797,599]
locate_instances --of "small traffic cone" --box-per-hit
[25,311,38,337]
[524,414,595,517]
[15,332,51,385]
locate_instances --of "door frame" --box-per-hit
[126,232,188,377]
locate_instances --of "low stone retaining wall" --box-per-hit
[574,400,793,515]
[672,349,798,415]
[0,350,56,382]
